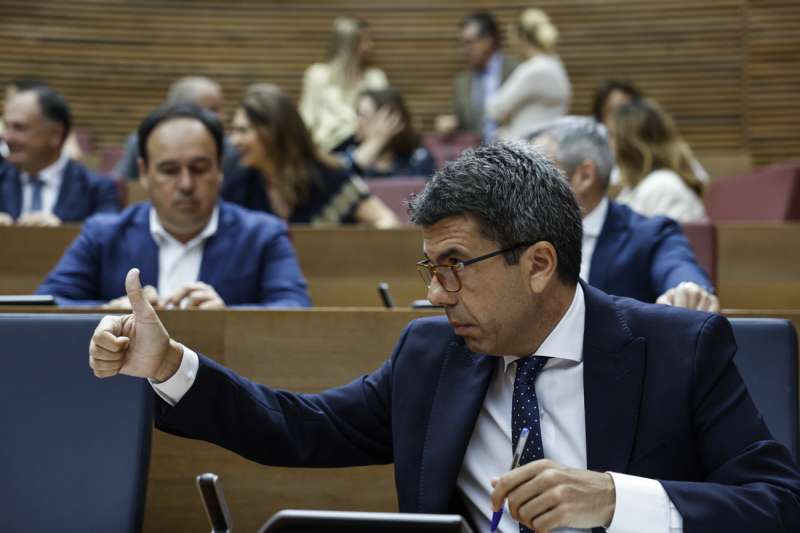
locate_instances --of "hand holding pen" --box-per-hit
[490,427,530,531]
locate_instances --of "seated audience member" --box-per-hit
[530,116,718,310]
[486,8,570,140]
[2,78,83,163]
[613,98,707,223]
[592,79,709,186]
[0,85,118,226]
[91,142,800,533]
[113,76,240,180]
[435,11,519,140]
[224,83,399,227]
[37,104,310,308]
[299,17,388,153]
[337,88,435,178]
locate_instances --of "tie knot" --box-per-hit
[516,355,548,376]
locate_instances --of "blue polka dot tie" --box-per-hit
[512,356,549,533]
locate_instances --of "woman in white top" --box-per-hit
[613,98,707,223]
[299,17,389,153]
[485,8,571,140]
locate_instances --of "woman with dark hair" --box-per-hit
[591,79,642,130]
[613,98,707,223]
[224,83,398,227]
[338,88,435,178]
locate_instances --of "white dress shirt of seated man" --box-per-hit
[105,109,229,311]
[530,117,719,312]
[1,88,71,227]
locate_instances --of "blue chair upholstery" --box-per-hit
[730,318,799,461]
[0,314,152,532]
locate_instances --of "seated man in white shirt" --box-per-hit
[0,85,119,226]
[37,104,310,309]
[89,141,799,532]
[529,116,719,311]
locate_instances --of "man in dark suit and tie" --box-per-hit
[0,85,118,226]
[530,116,719,311]
[39,104,310,309]
[436,12,519,140]
[90,142,800,532]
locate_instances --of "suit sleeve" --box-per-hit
[254,222,311,308]
[153,323,420,468]
[648,218,713,295]
[35,219,105,305]
[660,315,800,532]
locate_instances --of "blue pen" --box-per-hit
[490,427,530,532]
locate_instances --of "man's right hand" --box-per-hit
[89,268,183,381]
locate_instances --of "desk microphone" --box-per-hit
[377,282,395,309]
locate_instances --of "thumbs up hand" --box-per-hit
[89,268,183,381]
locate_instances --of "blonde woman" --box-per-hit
[613,98,707,222]
[299,17,389,153]
[486,8,571,140]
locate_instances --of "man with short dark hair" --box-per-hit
[39,104,310,309]
[436,12,519,140]
[0,86,118,226]
[90,142,799,532]
[530,116,718,310]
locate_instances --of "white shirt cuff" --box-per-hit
[606,472,684,533]
[148,345,199,406]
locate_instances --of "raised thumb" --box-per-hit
[125,268,155,317]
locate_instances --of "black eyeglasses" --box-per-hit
[416,242,533,293]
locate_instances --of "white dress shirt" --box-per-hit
[153,284,682,532]
[580,197,609,282]
[476,52,504,140]
[20,152,68,216]
[148,206,219,298]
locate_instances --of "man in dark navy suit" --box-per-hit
[530,116,719,311]
[39,104,309,309]
[90,142,800,532]
[0,85,118,226]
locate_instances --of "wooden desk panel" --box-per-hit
[2,223,799,309]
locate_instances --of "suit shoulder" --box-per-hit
[615,294,720,344]
[613,200,680,236]
[82,203,145,237]
[218,201,287,235]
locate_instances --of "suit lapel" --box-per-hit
[198,204,230,284]
[581,283,646,474]
[2,167,23,219]
[589,202,629,290]
[51,160,75,220]
[417,339,495,513]
[130,204,159,288]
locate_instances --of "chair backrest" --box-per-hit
[366,177,427,225]
[0,314,152,532]
[707,162,800,221]
[680,220,718,285]
[730,318,799,461]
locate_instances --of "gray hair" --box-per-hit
[166,76,222,106]
[408,141,582,284]
[528,116,613,190]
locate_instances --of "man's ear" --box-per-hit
[521,241,558,295]
[137,158,149,191]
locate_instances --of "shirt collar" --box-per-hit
[21,151,69,187]
[149,204,219,248]
[502,283,585,371]
[582,197,609,238]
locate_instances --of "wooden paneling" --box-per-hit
[2,222,800,309]
[0,1,796,171]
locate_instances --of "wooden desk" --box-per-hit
[0,305,795,530]
[2,223,799,309]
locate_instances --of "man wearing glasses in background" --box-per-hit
[89,142,800,532]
